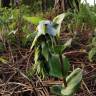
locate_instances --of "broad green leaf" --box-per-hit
[53,13,68,37]
[66,68,82,86]
[31,21,47,49]
[61,68,82,96]
[48,54,70,78]
[23,16,43,25]
[53,13,67,24]
[31,20,57,49]
[88,47,96,62]
[41,42,49,61]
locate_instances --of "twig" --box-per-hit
[64,50,87,57]
[0,82,30,87]
[15,68,38,96]
[82,80,93,96]
[26,50,34,73]
[8,41,15,64]
[37,76,50,96]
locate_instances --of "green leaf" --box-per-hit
[48,54,70,78]
[23,16,43,25]
[53,13,66,24]
[66,68,82,86]
[53,13,69,37]
[30,21,47,49]
[51,68,82,96]
[41,42,49,61]
[61,68,82,96]
[88,47,96,62]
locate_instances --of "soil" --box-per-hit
[0,31,96,96]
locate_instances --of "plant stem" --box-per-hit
[59,54,67,87]
[55,37,67,87]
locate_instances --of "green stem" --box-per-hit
[55,37,67,87]
[59,54,67,87]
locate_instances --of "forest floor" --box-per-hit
[0,31,96,96]
[0,8,96,95]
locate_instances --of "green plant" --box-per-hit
[51,68,82,96]
[66,4,96,35]
[63,3,96,62]
[88,37,96,62]
[0,6,35,49]
[25,13,82,96]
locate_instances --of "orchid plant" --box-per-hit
[24,13,82,96]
